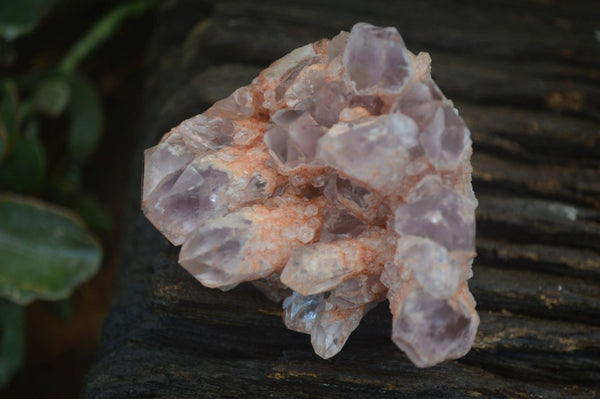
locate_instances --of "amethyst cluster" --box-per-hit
[142,23,479,367]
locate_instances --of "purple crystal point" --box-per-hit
[265,110,325,168]
[143,163,230,245]
[389,284,479,368]
[179,214,252,287]
[393,177,476,252]
[343,23,413,93]
[316,113,420,192]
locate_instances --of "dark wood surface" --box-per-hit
[83,1,600,397]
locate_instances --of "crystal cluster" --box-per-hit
[142,23,479,367]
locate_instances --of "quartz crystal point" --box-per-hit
[142,22,479,367]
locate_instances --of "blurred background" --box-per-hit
[0,0,155,397]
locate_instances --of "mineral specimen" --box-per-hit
[142,22,479,367]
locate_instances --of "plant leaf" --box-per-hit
[0,0,51,41]
[34,74,71,118]
[0,120,45,192]
[0,80,20,161]
[0,195,102,305]
[58,0,154,73]
[75,195,113,231]
[67,74,103,164]
[0,300,25,388]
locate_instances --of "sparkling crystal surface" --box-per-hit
[142,22,478,366]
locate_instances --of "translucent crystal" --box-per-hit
[395,236,460,299]
[343,22,413,93]
[316,113,420,192]
[143,163,230,245]
[310,304,367,359]
[388,282,479,368]
[280,230,385,296]
[143,22,478,367]
[393,176,476,252]
[142,135,194,202]
[265,110,325,168]
[283,291,325,333]
[283,276,385,359]
[179,213,252,287]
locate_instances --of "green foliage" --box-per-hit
[59,0,154,74]
[0,0,51,41]
[67,74,103,164]
[0,195,102,305]
[0,300,24,387]
[0,80,20,161]
[0,120,45,192]
[75,195,114,231]
[33,75,70,118]
[0,0,154,388]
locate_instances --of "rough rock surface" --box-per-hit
[142,22,478,366]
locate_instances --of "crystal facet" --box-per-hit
[143,22,478,366]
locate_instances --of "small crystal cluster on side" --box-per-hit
[142,22,479,367]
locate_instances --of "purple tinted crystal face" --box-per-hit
[275,57,320,101]
[179,215,252,288]
[393,80,443,129]
[283,66,328,107]
[265,110,325,168]
[283,291,326,333]
[179,114,235,152]
[142,137,194,202]
[391,286,476,367]
[288,113,326,159]
[343,23,413,93]
[316,113,419,191]
[420,106,470,170]
[394,79,470,170]
[335,177,372,209]
[324,174,383,223]
[393,185,475,252]
[144,164,230,245]
[310,82,350,127]
[264,126,289,163]
[206,86,254,119]
[330,275,385,308]
[395,237,460,299]
[320,207,367,242]
[271,109,303,126]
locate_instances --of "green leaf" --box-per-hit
[33,75,70,118]
[0,300,25,388]
[58,0,154,74]
[67,74,103,164]
[0,0,51,41]
[0,80,20,161]
[0,195,102,305]
[0,120,46,192]
[75,195,113,231]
